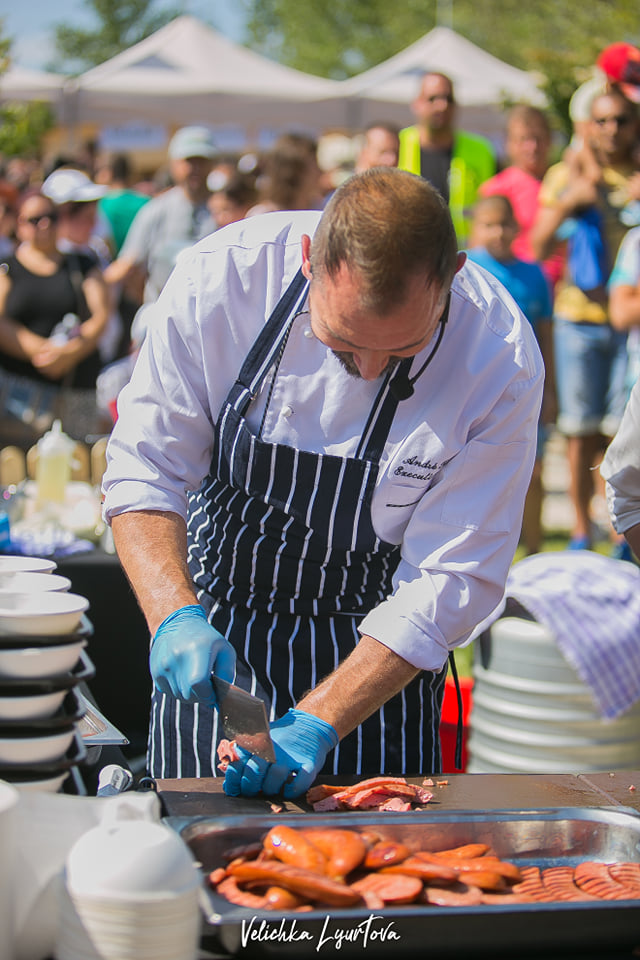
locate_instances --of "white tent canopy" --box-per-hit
[0,21,547,149]
[339,26,546,139]
[0,66,66,103]
[65,16,344,135]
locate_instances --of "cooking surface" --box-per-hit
[156,771,640,819]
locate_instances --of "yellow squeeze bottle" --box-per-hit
[36,420,74,506]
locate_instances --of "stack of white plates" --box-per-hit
[0,563,93,792]
[56,820,202,960]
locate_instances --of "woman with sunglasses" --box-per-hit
[0,189,110,446]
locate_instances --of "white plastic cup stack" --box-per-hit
[0,780,19,960]
[55,819,202,960]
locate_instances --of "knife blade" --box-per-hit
[211,676,277,763]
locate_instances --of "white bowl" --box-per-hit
[0,639,85,679]
[0,726,75,764]
[0,556,56,575]
[66,821,201,899]
[0,573,71,594]
[0,687,67,721]
[0,592,89,637]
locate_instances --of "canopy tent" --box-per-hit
[0,65,66,103]
[1,21,547,152]
[339,26,546,141]
[64,16,344,139]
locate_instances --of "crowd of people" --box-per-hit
[2,41,640,567]
[2,40,639,792]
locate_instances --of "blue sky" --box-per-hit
[3,1,247,71]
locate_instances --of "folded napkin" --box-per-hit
[483,551,640,720]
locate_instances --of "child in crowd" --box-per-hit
[467,195,556,554]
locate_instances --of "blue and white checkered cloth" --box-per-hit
[479,551,640,720]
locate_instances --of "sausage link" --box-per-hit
[380,856,458,883]
[299,828,367,879]
[263,825,327,874]
[364,840,411,870]
[229,860,362,907]
[415,851,521,883]
[216,875,268,909]
[263,885,309,910]
[433,843,491,859]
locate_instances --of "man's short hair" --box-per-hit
[364,121,400,138]
[507,104,550,135]
[311,168,458,312]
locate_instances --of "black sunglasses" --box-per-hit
[20,212,58,226]
[593,114,633,127]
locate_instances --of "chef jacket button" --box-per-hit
[303,327,314,338]
[282,405,293,418]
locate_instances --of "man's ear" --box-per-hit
[301,234,313,280]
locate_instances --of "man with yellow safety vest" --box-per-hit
[398,72,496,246]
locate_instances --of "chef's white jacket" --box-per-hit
[103,211,544,674]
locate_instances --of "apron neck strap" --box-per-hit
[228,268,309,411]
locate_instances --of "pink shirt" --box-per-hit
[480,166,564,289]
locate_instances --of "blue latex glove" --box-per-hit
[149,604,236,708]
[223,708,339,799]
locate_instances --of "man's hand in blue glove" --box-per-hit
[149,604,236,708]
[223,708,339,799]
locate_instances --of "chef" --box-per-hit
[102,169,543,797]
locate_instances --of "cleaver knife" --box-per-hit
[211,676,277,763]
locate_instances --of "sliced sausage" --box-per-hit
[509,866,555,902]
[541,866,600,901]
[608,862,640,897]
[423,881,484,906]
[350,871,423,905]
[574,862,631,900]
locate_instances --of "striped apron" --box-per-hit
[148,270,446,779]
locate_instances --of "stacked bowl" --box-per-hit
[0,556,93,792]
[56,820,202,960]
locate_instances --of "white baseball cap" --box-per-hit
[168,126,217,161]
[42,168,108,204]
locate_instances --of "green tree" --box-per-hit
[246,0,640,136]
[0,19,53,159]
[51,0,182,73]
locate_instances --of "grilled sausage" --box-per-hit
[263,825,327,874]
[216,875,268,909]
[350,871,423,905]
[263,885,309,910]
[299,828,367,879]
[423,882,484,906]
[380,856,458,883]
[228,860,363,907]
[433,843,491,859]
[574,861,632,900]
[363,840,411,870]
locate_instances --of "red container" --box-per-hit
[440,674,473,772]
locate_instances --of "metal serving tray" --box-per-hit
[169,808,640,958]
